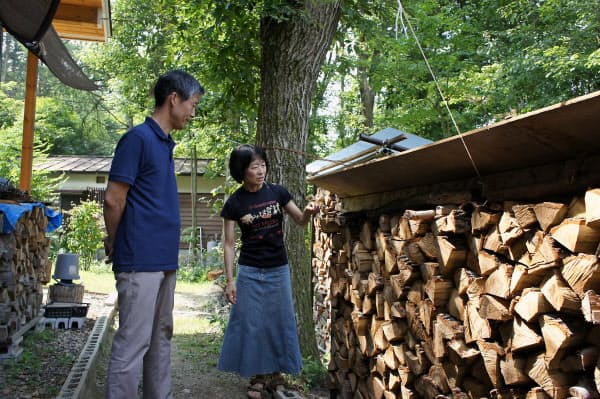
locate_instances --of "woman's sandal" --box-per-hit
[267,373,287,394]
[247,375,267,399]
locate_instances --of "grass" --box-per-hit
[78,265,216,295]
[79,268,115,294]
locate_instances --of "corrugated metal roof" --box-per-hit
[308,90,600,198]
[35,156,212,175]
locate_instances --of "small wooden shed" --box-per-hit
[36,155,225,249]
[308,91,600,399]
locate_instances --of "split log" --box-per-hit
[539,315,585,370]
[352,242,373,273]
[381,320,408,343]
[511,316,544,353]
[500,353,532,386]
[560,346,599,373]
[360,222,375,250]
[479,294,511,321]
[529,231,562,272]
[405,344,431,375]
[485,263,513,299]
[583,290,600,324]
[551,218,600,254]
[585,188,600,228]
[462,377,490,399]
[371,374,386,399]
[512,204,538,229]
[499,210,525,245]
[510,264,546,297]
[428,364,451,394]
[477,340,505,388]
[484,225,507,255]
[414,374,442,399]
[569,382,600,399]
[472,206,501,235]
[424,276,453,307]
[420,262,441,282]
[435,209,469,235]
[367,272,384,296]
[534,202,568,233]
[398,217,413,240]
[477,250,501,277]
[436,235,467,276]
[382,345,399,370]
[513,288,553,323]
[384,248,398,275]
[375,230,389,261]
[443,360,466,389]
[405,209,435,221]
[526,387,552,399]
[465,300,492,344]
[527,353,571,399]
[447,339,480,365]
[388,371,401,391]
[417,233,441,260]
[448,289,466,322]
[595,356,600,396]
[540,271,581,314]
[455,268,477,296]
[561,254,600,298]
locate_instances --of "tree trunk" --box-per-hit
[256,0,343,360]
[358,55,375,128]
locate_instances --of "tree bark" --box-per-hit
[256,0,343,360]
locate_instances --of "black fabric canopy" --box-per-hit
[0,0,98,91]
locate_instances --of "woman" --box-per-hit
[217,144,319,399]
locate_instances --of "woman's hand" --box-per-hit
[225,280,237,304]
[303,202,320,216]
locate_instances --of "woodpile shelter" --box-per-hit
[0,198,61,358]
[308,90,600,399]
[36,156,225,249]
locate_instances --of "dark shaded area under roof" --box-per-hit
[308,91,600,205]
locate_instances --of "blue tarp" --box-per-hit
[0,202,62,234]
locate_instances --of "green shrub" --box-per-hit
[64,200,104,270]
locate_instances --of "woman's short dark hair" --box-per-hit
[153,70,205,108]
[229,144,268,183]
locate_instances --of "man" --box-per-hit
[103,70,203,399]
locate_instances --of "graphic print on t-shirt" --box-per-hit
[240,200,283,240]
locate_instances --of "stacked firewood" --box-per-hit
[0,206,52,345]
[313,187,600,399]
[312,189,344,356]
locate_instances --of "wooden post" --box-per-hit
[19,51,38,192]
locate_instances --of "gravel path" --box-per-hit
[1,284,330,399]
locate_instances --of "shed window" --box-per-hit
[96,176,106,184]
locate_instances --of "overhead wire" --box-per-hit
[397,1,483,183]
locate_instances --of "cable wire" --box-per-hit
[398,2,482,182]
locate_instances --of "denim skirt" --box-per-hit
[217,264,303,378]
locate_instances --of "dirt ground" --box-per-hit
[96,283,330,399]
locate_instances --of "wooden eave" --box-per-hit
[52,0,111,42]
[308,90,600,211]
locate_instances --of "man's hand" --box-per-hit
[103,236,114,263]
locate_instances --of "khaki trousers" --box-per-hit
[106,270,176,399]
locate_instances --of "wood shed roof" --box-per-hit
[36,156,212,175]
[53,0,112,42]
[308,90,600,201]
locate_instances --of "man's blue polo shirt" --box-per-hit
[108,117,180,272]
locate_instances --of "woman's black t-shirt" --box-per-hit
[220,182,292,268]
